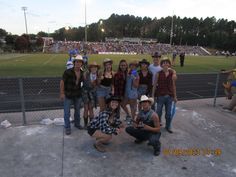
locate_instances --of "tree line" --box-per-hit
[0,14,236,52]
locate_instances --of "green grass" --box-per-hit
[0,53,235,77]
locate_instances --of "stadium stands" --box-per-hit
[44,40,210,56]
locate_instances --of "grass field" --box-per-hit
[0,53,235,77]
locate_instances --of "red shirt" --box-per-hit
[156,70,174,97]
[113,71,126,97]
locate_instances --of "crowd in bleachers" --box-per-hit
[44,41,210,56]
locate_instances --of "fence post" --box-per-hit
[213,73,220,107]
[19,78,27,125]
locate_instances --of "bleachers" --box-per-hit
[44,41,211,56]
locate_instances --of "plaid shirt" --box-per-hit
[114,71,126,97]
[89,109,121,135]
[156,70,174,97]
[138,70,153,96]
[62,68,84,98]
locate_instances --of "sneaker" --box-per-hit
[65,129,71,135]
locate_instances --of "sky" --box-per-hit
[0,0,236,35]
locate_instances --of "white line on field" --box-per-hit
[186,91,203,98]
[38,89,43,95]
[42,55,57,65]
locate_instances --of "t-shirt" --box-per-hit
[148,64,162,85]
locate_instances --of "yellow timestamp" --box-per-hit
[163,148,222,156]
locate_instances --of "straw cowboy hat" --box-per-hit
[88,61,100,69]
[103,58,113,65]
[139,95,154,105]
[73,55,84,62]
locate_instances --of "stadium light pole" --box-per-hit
[84,0,87,43]
[169,14,174,45]
[21,6,28,35]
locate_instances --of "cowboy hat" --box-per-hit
[103,58,113,65]
[139,58,150,66]
[88,61,100,69]
[106,95,121,104]
[152,52,161,58]
[73,55,84,62]
[139,95,154,105]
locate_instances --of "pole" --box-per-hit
[213,73,220,107]
[84,0,87,43]
[19,78,27,125]
[22,7,28,35]
[170,14,174,45]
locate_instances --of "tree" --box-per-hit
[15,35,29,52]
[0,28,7,38]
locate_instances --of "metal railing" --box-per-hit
[0,73,228,125]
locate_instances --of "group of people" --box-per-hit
[60,51,177,156]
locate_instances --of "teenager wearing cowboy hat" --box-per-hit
[126,95,161,156]
[138,59,153,98]
[60,54,85,135]
[152,58,177,133]
[97,58,115,112]
[81,61,100,129]
[87,95,124,152]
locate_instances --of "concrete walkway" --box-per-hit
[0,98,235,177]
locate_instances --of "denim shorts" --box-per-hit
[138,85,148,98]
[96,85,111,98]
[125,89,138,99]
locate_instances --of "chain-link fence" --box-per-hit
[0,73,228,126]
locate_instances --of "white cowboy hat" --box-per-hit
[139,95,154,105]
[74,55,84,62]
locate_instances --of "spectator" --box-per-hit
[125,61,140,123]
[172,50,177,66]
[222,68,236,99]
[113,59,131,120]
[148,52,162,84]
[87,96,123,152]
[179,52,185,67]
[82,62,100,129]
[125,95,161,156]
[60,55,84,135]
[222,68,236,111]
[138,59,153,98]
[66,49,78,69]
[97,58,114,112]
[148,52,162,111]
[153,58,177,133]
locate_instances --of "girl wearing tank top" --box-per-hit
[97,58,115,112]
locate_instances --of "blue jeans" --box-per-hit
[64,96,82,129]
[156,95,173,129]
[126,126,161,150]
